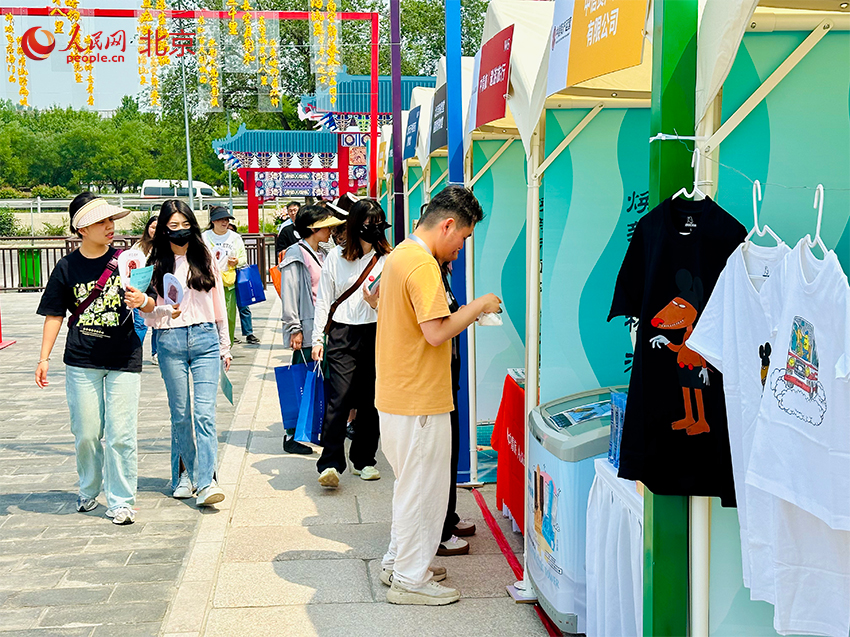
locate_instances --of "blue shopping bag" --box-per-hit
[274,363,310,432]
[294,362,324,445]
[236,264,266,307]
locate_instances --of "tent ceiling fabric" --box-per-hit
[481,0,555,157]
[697,2,850,125]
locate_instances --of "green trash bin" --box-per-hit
[18,248,41,288]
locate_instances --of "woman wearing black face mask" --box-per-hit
[126,199,231,508]
[311,199,392,488]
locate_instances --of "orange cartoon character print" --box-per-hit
[649,270,711,436]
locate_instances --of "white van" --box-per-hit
[141,180,219,198]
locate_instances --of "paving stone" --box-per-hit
[214,559,372,607]
[0,570,67,590]
[0,525,47,540]
[6,587,113,607]
[204,599,550,637]
[91,623,161,637]
[109,582,177,604]
[223,523,391,562]
[126,548,187,566]
[161,580,213,634]
[40,602,167,628]
[6,629,92,637]
[17,552,132,571]
[229,491,359,527]
[40,522,147,539]
[180,541,222,583]
[0,607,42,631]
[61,564,182,587]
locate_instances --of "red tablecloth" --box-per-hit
[491,375,526,534]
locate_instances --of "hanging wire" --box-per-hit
[667,128,850,193]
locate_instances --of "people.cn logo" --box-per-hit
[22,27,56,61]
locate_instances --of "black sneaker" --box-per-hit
[284,437,313,455]
[246,334,260,345]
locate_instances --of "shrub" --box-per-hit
[41,218,69,236]
[0,207,22,236]
[32,184,73,199]
[129,210,154,236]
[0,186,24,199]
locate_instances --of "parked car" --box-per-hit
[141,179,219,198]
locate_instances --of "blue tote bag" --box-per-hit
[236,264,266,307]
[274,363,310,432]
[294,362,325,445]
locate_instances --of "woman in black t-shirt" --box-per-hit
[36,192,141,526]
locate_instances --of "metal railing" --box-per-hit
[0,234,276,292]
[0,195,249,214]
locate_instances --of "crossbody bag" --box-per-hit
[323,254,378,335]
[68,249,123,328]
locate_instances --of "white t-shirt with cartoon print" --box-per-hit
[746,238,850,531]
[688,241,790,604]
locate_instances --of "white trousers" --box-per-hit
[379,411,451,588]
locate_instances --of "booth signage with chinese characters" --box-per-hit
[475,24,514,127]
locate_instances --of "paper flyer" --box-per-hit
[128,265,153,293]
[117,250,147,289]
[220,361,233,405]
[163,273,184,305]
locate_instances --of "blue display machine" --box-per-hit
[526,387,625,635]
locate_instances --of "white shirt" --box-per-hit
[311,246,386,347]
[746,238,850,531]
[688,241,790,603]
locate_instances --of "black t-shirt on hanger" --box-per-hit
[37,247,142,373]
[609,196,746,506]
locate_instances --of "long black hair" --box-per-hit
[138,214,158,256]
[149,200,216,296]
[342,199,392,261]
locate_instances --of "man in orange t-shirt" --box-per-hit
[375,186,501,606]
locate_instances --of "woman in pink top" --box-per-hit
[127,200,231,508]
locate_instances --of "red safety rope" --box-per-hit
[471,488,561,637]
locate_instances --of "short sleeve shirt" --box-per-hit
[37,247,142,372]
[375,241,453,416]
[608,197,746,505]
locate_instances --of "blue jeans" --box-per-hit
[238,304,253,336]
[65,365,140,510]
[157,323,221,491]
[150,329,159,357]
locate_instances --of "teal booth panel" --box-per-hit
[407,165,424,235]
[540,108,650,404]
[710,30,850,637]
[471,139,528,423]
[429,156,449,199]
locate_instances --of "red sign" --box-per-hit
[475,25,514,128]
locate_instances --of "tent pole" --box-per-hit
[645,0,697,634]
[511,118,542,603]
[464,145,479,483]
[403,166,410,237]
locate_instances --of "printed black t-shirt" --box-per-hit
[37,247,142,373]
[608,197,746,506]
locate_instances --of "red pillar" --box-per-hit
[337,138,350,197]
[246,169,259,233]
[369,13,379,198]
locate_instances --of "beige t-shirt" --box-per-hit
[375,240,453,416]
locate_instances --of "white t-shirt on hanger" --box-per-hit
[688,241,790,604]
[746,238,850,531]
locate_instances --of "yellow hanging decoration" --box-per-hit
[326,0,338,105]
[137,0,153,88]
[208,33,220,107]
[50,0,65,35]
[83,34,94,106]
[16,35,28,106]
[65,0,83,84]
[5,14,15,85]
[241,1,254,66]
[267,36,281,108]
[310,0,326,85]
[155,0,169,67]
[197,15,208,85]
[227,0,238,36]
[257,16,267,86]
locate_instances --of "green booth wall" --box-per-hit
[470,139,529,422]
[406,165,424,235]
[539,107,651,402]
[709,29,850,637]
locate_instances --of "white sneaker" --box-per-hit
[106,507,136,525]
[151,353,158,366]
[351,465,381,481]
[172,471,194,499]
[387,579,460,606]
[196,481,225,506]
[380,565,446,586]
[318,467,340,488]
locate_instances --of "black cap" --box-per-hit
[209,206,235,222]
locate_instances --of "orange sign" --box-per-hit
[567,0,646,86]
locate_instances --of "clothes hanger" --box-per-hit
[806,184,828,256]
[744,180,782,245]
[672,149,708,201]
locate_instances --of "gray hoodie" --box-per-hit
[279,241,325,346]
